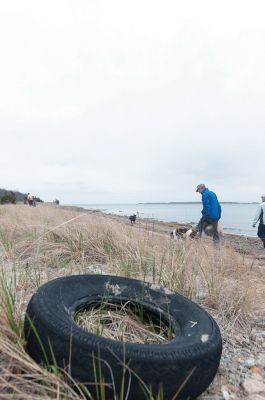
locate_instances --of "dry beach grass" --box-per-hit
[0,203,264,399]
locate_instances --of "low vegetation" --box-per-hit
[0,203,264,399]
[0,191,16,204]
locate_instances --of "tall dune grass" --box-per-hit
[0,203,264,399]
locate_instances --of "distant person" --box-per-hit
[196,184,222,242]
[252,194,265,249]
[27,193,33,206]
[23,195,28,205]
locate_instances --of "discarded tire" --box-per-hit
[24,275,222,400]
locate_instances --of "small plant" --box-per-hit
[0,267,22,338]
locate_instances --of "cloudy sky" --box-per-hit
[0,1,264,204]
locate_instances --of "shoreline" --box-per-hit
[62,203,256,238]
[65,203,257,238]
[61,204,263,259]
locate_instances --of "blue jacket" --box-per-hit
[201,188,221,220]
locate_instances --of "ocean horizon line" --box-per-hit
[138,201,259,205]
[73,201,259,205]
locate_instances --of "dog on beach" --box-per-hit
[170,227,198,239]
[129,214,137,225]
[170,223,223,239]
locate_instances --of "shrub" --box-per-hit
[0,192,16,204]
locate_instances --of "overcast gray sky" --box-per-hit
[0,0,264,204]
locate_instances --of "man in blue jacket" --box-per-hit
[196,184,222,242]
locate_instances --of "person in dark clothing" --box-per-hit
[252,195,265,249]
[196,184,222,242]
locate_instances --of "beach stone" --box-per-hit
[85,264,107,274]
[257,354,265,367]
[221,385,230,399]
[242,358,256,367]
[246,396,265,400]
[17,289,25,298]
[242,378,265,395]
[220,385,238,399]
[197,291,208,300]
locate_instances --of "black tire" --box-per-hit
[24,275,222,400]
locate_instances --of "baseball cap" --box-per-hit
[196,184,206,192]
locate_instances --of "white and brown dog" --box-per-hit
[170,227,197,239]
[170,223,223,239]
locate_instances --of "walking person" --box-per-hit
[196,184,222,242]
[252,194,265,249]
[27,193,33,206]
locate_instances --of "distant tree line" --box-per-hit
[0,188,43,205]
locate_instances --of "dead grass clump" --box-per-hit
[75,301,173,344]
[0,334,86,399]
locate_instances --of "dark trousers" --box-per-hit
[258,223,265,248]
[197,217,220,242]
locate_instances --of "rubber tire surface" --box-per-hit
[24,275,222,400]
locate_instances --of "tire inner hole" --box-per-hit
[74,299,175,344]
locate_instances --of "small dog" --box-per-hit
[129,214,137,225]
[170,227,197,239]
[170,223,223,239]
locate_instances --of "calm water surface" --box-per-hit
[73,203,259,237]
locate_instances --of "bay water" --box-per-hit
[74,203,259,237]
